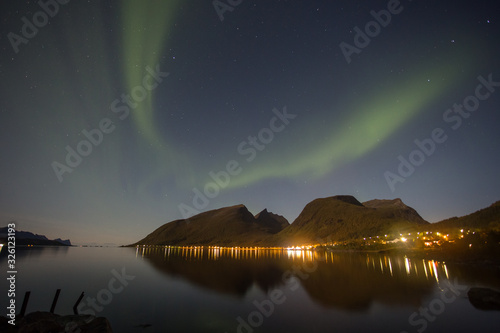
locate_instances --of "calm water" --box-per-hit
[1,246,499,333]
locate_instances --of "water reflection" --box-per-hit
[136,246,286,297]
[0,245,69,260]
[1,247,498,333]
[135,246,457,311]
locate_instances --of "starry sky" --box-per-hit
[1,0,499,245]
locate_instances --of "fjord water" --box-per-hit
[1,247,499,333]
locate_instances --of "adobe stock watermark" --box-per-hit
[385,73,499,192]
[7,0,71,54]
[339,0,409,64]
[51,64,169,182]
[213,0,243,22]
[178,106,297,219]
[76,267,135,316]
[400,278,468,333]
[232,257,324,333]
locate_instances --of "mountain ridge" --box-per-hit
[0,227,72,246]
[266,195,428,246]
[131,195,447,247]
[132,204,288,247]
[430,200,500,231]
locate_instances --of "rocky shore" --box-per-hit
[0,311,112,333]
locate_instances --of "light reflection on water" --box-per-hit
[1,247,499,333]
[134,246,462,312]
[137,245,451,284]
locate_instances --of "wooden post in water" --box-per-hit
[50,289,61,313]
[20,291,31,317]
[73,292,84,315]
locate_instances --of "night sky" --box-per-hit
[1,0,499,245]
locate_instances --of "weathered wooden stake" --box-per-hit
[50,289,61,313]
[73,292,85,315]
[20,291,31,317]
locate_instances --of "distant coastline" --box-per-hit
[0,226,72,247]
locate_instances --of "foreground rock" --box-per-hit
[468,287,500,311]
[0,311,112,333]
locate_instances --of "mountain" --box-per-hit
[132,195,430,247]
[432,200,500,231]
[132,204,288,247]
[269,195,428,246]
[362,198,427,224]
[254,209,289,233]
[0,227,72,246]
[53,238,72,246]
[0,227,48,241]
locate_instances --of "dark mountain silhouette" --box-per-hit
[431,200,500,231]
[132,195,432,247]
[132,204,288,247]
[362,198,427,224]
[0,226,71,246]
[254,209,289,233]
[269,195,428,246]
[53,238,72,246]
